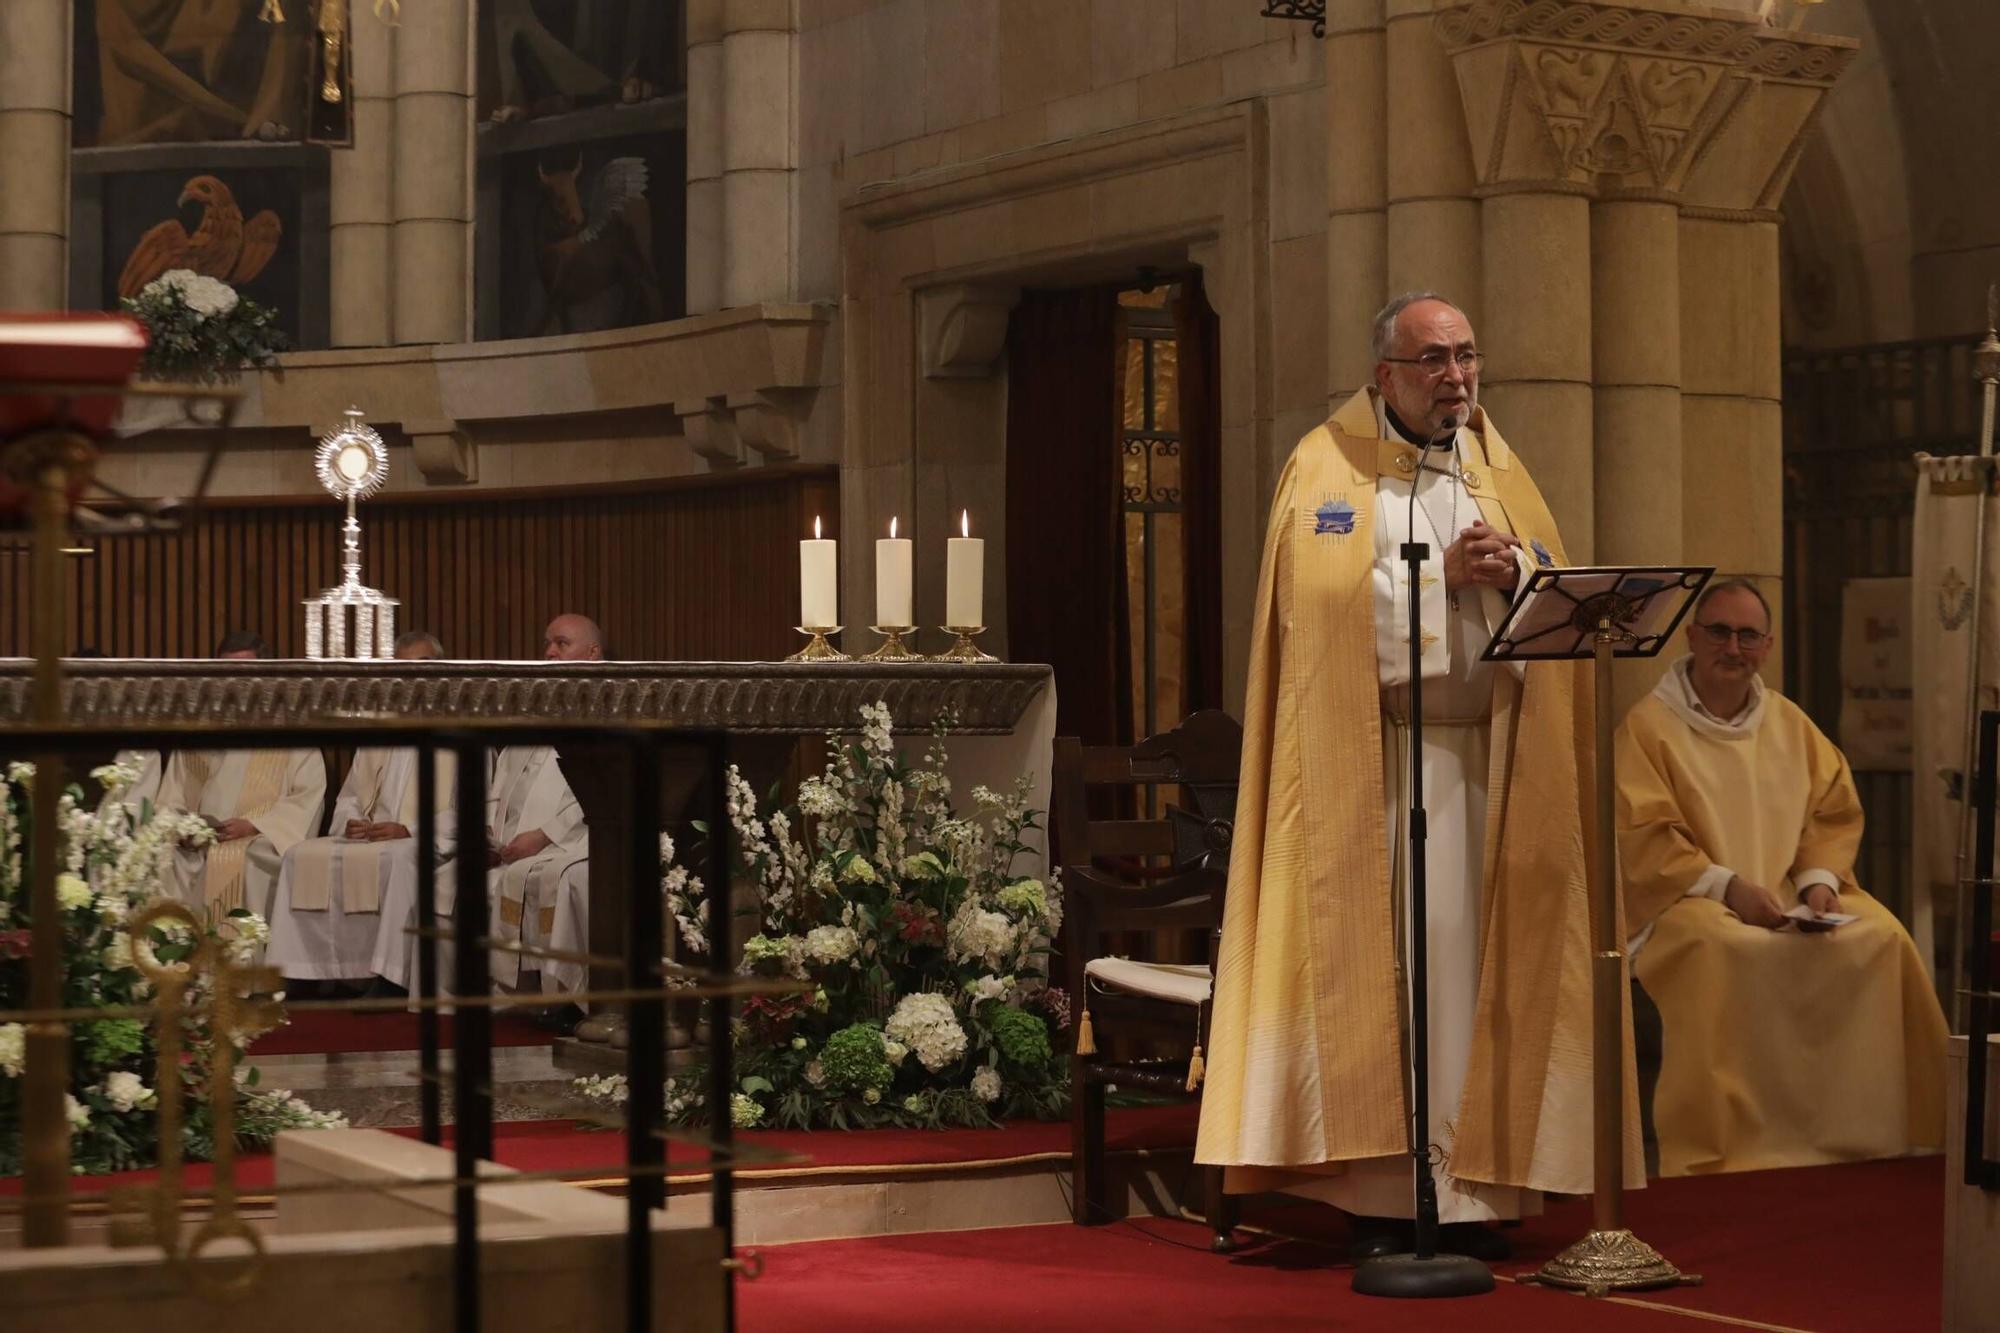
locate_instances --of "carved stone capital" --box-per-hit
[1434,0,1856,208]
[917,284,1021,380]
[402,417,476,484]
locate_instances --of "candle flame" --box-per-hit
[890,515,898,539]
[960,509,970,538]
[814,515,822,540]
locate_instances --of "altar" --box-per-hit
[0,655,1057,997]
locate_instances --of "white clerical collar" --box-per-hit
[1653,654,1765,740]
[1375,392,1465,456]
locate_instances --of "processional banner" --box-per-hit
[1909,454,2000,984]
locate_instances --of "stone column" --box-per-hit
[0,2,71,310]
[1384,0,1480,322]
[1326,0,1388,394]
[1480,191,1595,557]
[330,11,395,346]
[1679,214,1784,587]
[684,0,725,314]
[719,0,797,307]
[391,0,473,344]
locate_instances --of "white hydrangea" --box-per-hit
[884,991,968,1072]
[103,932,135,972]
[804,924,859,965]
[947,901,1018,972]
[102,1070,155,1113]
[55,873,93,911]
[64,1093,90,1131]
[145,269,240,317]
[0,1022,24,1077]
[730,1092,763,1128]
[965,974,1012,1005]
[882,1037,908,1068]
[971,1066,1003,1103]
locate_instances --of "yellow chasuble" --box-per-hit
[1197,388,1643,1197]
[1618,665,1949,1176]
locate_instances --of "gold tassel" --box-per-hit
[1185,1043,1205,1092]
[1076,1006,1096,1056]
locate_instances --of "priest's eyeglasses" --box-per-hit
[1382,349,1485,377]
[1695,622,1771,650]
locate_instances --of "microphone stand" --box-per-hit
[1354,415,1495,1300]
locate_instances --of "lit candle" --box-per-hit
[801,516,838,628]
[945,509,983,628]
[876,515,913,627]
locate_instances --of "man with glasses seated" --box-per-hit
[1617,578,1947,1176]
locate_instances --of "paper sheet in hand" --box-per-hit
[1484,565,1712,662]
[1783,904,1858,933]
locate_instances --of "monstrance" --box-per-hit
[303,405,399,658]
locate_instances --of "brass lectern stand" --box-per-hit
[1484,563,1714,1297]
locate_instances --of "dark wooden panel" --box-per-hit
[0,467,839,662]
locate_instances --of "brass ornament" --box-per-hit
[111,899,284,1300]
[1523,1227,1702,1297]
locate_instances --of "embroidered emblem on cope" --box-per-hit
[1314,497,1357,536]
[1531,538,1554,568]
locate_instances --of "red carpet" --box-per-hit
[245,1007,554,1055]
[0,1104,1199,1198]
[740,1155,1946,1333]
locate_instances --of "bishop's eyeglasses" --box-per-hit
[1695,622,1770,650]
[1382,349,1486,378]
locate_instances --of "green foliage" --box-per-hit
[819,1023,893,1095]
[120,278,286,382]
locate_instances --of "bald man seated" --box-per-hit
[1618,580,1948,1176]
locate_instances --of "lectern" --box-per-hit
[1485,563,1714,1297]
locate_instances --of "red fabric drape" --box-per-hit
[1005,286,1130,746]
[1173,274,1225,714]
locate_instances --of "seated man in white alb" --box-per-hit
[1617,579,1948,1177]
[157,631,327,922]
[267,631,455,996]
[424,614,602,1029]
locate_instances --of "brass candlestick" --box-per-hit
[862,626,921,662]
[933,625,996,663]
[786,626,849,662]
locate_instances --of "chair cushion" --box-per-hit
[1084,958,1213,1006]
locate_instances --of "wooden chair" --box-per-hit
[1055,709,1241,1250]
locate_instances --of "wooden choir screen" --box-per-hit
[0,465,839,662]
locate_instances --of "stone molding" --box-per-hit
[118,305,831,481]
[917,285,1021,379]
[1434,0,1856,205]
[0,660,1052,736]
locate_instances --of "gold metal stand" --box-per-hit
[933,625,996,663]
[860,625,920,662]
[785,625,850,661]
[1525,622,1701,1297]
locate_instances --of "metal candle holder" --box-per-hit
[861,625,920,662]
[787,626,850,662]
[933,625,996,663]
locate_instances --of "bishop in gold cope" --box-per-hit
[1196,293,1641,1263]
[1618,579,1948,1176]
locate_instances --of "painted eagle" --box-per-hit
[117,175,282,299]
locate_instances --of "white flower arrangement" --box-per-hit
[1,762,344,1175]
[583,706,1071,1133]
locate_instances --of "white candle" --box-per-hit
[945,509,983,628]
[876,516,913,627]
[801,516,838,627]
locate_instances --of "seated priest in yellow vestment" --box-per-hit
[1618,579,1948,1177]
[266,632,456,994]
[157,632,327,921]
[1196,293,1641,1262]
